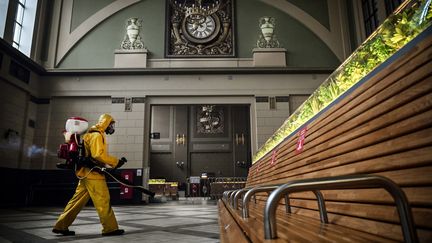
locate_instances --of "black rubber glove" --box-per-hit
[116,157,127,168]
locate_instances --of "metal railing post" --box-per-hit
[242,185,283,218]
[233,188,250,210]
[263,175,418,243]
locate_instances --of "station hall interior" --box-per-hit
[0,0,431,242]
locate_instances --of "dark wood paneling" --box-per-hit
[190,152,233,177]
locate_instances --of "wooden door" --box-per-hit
[149,105,173,181]
[150,104,250,184]
[232,105,251,177]
[149,105,188,183]
[189,105,233,177]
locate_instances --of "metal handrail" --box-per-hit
[228,190,237,203]
[233,188,252,210]
[223,190,233,201]
[222,190,230,201]
[263,174,418,243]
[242,185,291,218]
[242,185,328,220]
[224,190,236,203]
[230,189,244,208]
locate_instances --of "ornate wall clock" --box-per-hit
[165,0,235,57]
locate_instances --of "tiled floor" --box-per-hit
[0,198,220,243]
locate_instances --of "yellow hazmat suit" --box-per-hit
[53,114,120,234]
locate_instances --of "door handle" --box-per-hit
[236,161,247,167]
[176,161,185,169]
[235,133,245,145]
[176,134,186,145]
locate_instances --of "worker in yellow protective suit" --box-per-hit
[53,114,127,236]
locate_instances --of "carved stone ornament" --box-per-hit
[121,17,145,50]
[197,105,224,134]
[257,16,280,48]
[166,0,235,57]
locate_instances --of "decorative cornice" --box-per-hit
[0,38,333,76]
[1,38,333,76]
[112,97,125,103]
[43,67,334,76]
[132,97,145,103]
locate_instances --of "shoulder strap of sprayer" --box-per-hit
[77,130,103,170]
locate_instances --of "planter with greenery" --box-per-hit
[253,0,432,163]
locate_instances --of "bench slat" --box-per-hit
[221,22,432,243]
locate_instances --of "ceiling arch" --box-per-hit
[259,0,348,61]
[55,0,348,66]
[56,0,141,66]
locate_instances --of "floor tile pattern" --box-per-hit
[0,198,219,243]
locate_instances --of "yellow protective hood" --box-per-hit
[89,113,114,133]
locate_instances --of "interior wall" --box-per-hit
[0,80,28,168]
[0,46,327,172]
[256,98,291,148]
[40,96,145,170]
[51,0,341,69]
[30,101,50,169]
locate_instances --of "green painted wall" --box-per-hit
[236,0,339,68]
[288,0,330,29]
[71,0,116,31]
[59,0,165,68]
[59,0,339,69]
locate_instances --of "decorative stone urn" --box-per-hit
[253,16,285,66]
[121,17,144,50]
[115,17,148,68]
[257,16,280,48]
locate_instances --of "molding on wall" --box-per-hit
[43,67,333,76]
[38,73,327,98]
[1,38,333,75]
[260,0,350,61]
[56,0,141,67]
[148,58,254,68]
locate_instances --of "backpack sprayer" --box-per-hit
[57,117,155,197]
[57,117,88,170]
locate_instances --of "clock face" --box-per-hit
[186,16,215,39]
[182,14,220,44]
[166,0,234,57]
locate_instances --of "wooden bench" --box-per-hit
[210,178,246,199]
[221,174,417,242]
[218,23,432,243]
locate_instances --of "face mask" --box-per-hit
[106,122,115,135]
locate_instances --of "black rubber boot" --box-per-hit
[102,229,125,236]
[52,228,75,236]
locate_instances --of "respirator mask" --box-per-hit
[105,122,115,135]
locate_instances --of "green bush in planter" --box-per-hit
[253,0,432,163]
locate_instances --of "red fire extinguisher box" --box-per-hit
[120,170,134,200]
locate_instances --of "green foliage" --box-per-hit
[252,0,432,163]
